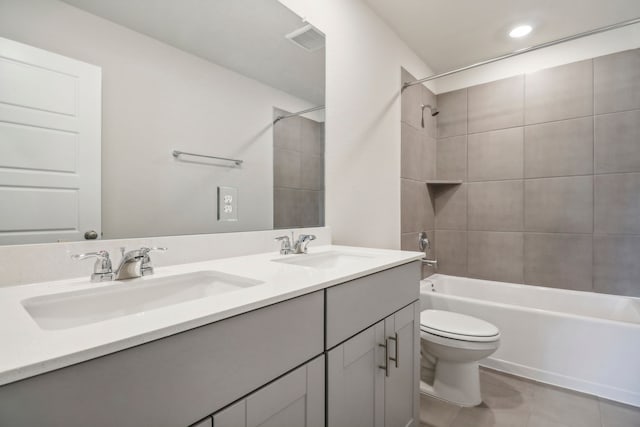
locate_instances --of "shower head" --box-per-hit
[421,104,439,127]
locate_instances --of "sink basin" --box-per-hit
[272,251,375,269]
[22,271,263,330]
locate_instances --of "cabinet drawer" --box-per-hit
[325,261,420,349]
[0,291,324,427]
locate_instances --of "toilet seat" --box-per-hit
[420,310,500,343]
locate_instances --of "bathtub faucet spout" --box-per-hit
[422,259,438,269]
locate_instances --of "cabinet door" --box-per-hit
[327,321,386,427]
[213,355,324,427]
[384,302,420,427]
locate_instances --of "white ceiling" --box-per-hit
[62,0,325,105]
[363,0,640,74]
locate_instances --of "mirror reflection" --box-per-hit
[0,0,325,245]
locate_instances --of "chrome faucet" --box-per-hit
[275,232,317,255]
[114,247,167,280]
[72,247,166,282]
[293,234,316,254]
[71,250,114,282]
[275,235,293,255]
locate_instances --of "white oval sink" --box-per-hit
[272,251,375,269]
[22,271,263,330]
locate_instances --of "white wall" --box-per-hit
[0,0,317,239]
[429,23,640,94]
[279,0,434,249]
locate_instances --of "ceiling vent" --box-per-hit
[285,24,325,52]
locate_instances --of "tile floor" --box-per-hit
[420,368,640,427]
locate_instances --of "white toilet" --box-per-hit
[419,309,500,407]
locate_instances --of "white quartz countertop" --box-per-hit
[0,245,423,386]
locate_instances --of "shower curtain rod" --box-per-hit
[403,16,640,90]
[273,105,325,124]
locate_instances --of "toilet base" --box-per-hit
[420,360,482,407]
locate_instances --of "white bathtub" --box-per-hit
[420,274,640,407]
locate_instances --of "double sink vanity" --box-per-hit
[0,243,423,427]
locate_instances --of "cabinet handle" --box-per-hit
[388,333,399,368]
[378,340,389,377]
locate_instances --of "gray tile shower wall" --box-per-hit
[400,69,437,277]
[273,108,325,229]
[431,48,640,297]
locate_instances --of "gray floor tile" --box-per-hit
[599,399,640,427]
[420,394,460,427]
[529,383,601,427]
[417,369,640,427]
[480,369,534,404]
[450,403,530,427]
[527,413,571,427]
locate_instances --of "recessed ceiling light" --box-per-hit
[509,25,532,38]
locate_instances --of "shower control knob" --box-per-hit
[418,231,430,251]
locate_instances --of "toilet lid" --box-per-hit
[420,310,499,340]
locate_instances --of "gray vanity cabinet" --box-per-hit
[213,355,324,427]
[327,302,420,427]
[326,261,421,427]
[0,260,420,427]
[0,292,324,427]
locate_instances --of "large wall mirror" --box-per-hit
[0,0,325,245]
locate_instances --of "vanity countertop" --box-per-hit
[0,245,423,386]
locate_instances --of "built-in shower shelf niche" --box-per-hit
[425,180,463,185]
